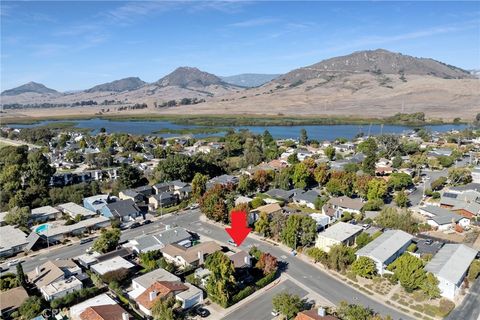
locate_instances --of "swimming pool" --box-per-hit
[35,224,50,233]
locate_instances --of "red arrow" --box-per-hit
[225,210,251,246]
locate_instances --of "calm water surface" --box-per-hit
[11,118,468,141]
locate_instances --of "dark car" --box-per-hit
[195,307,210,318]
[143,219,152,225]
[130,222,141,229]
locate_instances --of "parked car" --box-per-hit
[195,306,210,318]
[271,309,280,316]
[7,259,21,267]
[228,239,238,247]
[130,222,141,229]
[143,219,152,225]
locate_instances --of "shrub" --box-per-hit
[101,268,129,284]
[255,272,276,288]
[437,299,455,317]
[231,286,255,304]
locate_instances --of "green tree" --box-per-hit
[394,190,409,207]
[199,185,228,222]
[299,129,308,145]
[362,198,384,211]
[252,170,271,192]
[355,232,373,249]
[387,253,426,292]
[18,296,43,319]
[92,228,121,253]
[420,272,441,299]
[118,164,143,188]
[358,138,378,175]
[324,145,336,161]
[292,163,311,189]
[337,301,374,320]
[392,155,402,168]
[327,244,356,272]
[375,207,419,234]
[305,247,328,264]
[262,130,274,147]
[388,172,413,191]
[191,172,208,199]
[205,251,236,307]
[287,153,299,165]
[280,215,317,248]
[273,168,292,190]
[269,214,287,242]
[313,164,330,186]
[448,167,472,186]
[430,176,447,191]
[467,260,480,282]
[367,179,388,201]
[151,296,177,320]
[351,257,376,278]
[16,263,27,288]
[250,197,265,209]
[254,212,270,237]
[4,206,30,227]
[272,292,304,319]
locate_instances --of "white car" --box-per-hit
[228,239,238,247]
[7,259,21,267]
[271,309,279,316]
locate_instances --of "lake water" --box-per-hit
[11,118,468,141]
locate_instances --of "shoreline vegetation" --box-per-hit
[0,112,469,127]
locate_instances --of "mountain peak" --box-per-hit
[84,77,146,93]
[156,66,224,88]
[1,82,59,96]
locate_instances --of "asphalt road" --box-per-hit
[11,209,412,320]
[446,277,480,320]
[223,280,307,320]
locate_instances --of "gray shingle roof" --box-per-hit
[422,206,463,225]
[356,230,413,264]
[106,199,141,217]
[293,189,320,204]
[425,244,477,285]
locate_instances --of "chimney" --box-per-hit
[122,313,129,320]
[318,307,326,317]
[35,266,40,275]
[149,290,157,301]
[198,251,204,265]
[244,255,251,266]
[174,230,178,236]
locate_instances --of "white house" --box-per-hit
[420,206,470,231]
[355,230,413,275]
[315,222,363,253]
[425,244,477,300]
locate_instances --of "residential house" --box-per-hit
[315,222,363,253]
[323,196,364,220]
[249,203,283,225]
[355,230,413,275]
[91,256,135,276]
[235,196,253,206]
[101,199,142,222]
[70,294,127,320]
[149,192,178,210]
[134,185,154,198]
[0,287,29,317]
[152,180,191,200]
[293,189,321,209]
[0,226,29,258]
[128,268,180,300]
[83,195,117,214]
[30,206,61,223]
[27,259,83,301]
[295,308,339,320]
[227,250,252,269]
[58,202,97,220]
[79,304,132,320]
[207,174,239,189]
[425,244,478,299]
[265,188,299,202]
[118,189,144,203]
[128,227,192,254]
[161,241,222,268]
[309,213,331,231]
[34,216,110,243]
[440,190,480,218]
[419,206,470,231]
[135,281,201,316]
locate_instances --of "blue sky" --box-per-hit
[1,1,479,91]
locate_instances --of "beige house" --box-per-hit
[315,222,363,252]
[161,241,221,268]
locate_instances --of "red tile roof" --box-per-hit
[135,281,188,310]
[295,309,339,320]
[80,304,130,320]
